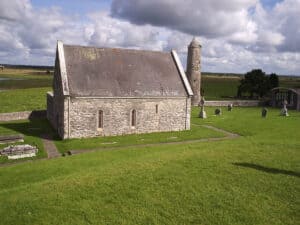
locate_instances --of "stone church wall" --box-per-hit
[63,97,191,139]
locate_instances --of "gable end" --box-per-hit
[171,50,193,96]
[57,41,69,96]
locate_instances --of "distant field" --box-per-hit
[0,68,52,90]
[202,74,241,100]
[0,68,300,113]
[202,72,300,100]
[0,87,51,113]
[0,68,52,113]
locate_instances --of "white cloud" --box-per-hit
[0,0,299,75]
[111,0,258,38]
[87,12,166,51]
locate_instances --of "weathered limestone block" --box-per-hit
[0,144,38,159]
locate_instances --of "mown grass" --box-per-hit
[54,124,224,153]
[0,107,299,225]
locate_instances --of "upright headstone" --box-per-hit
[199,96,207,119]
[280,99,289,116]
[215,108,222,115]
[262,107,268,118]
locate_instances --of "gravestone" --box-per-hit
[228,103,233,111]
[280,99,289,116]
[0,144,38,159]
[198,96,207,119]
[262,107,268,118]
[215,108,222,115]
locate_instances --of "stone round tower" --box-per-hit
[186,37,201,106]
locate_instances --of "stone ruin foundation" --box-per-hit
[0,144,38,159]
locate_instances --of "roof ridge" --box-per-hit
[63,44,170,55]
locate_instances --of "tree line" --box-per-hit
[237,69,279,98]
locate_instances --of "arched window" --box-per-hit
[155,104,158,114]
[131,109,136,127]
[98,110,103,129]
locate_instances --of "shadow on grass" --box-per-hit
[233,162,300,178]
[0,118,55,138]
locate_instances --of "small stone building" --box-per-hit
[47,41,193,139]
[271,87,300,110]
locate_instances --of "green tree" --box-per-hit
[269,73,279,89]
[237,69,273,98]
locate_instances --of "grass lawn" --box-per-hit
[54,123,224,154]
[0,87,51,113]
[0,107,299,225]
[0,68,52,113]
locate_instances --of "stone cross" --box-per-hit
[280,99,289,116]
[228,103,233,111]
[198,96,207,119]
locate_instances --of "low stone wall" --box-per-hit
[205,100,262,107]
[0,110,46,122]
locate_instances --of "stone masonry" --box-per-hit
[186,37,201,106]
[48,97,191,139]
[47,41,193,139]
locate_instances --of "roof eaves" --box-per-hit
[171,50,193,96]
[57,40,69,96]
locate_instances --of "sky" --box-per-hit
[0,0,299,75]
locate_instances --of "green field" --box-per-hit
[0,87,51,113]
[0,68,52,113]
[202,73,300,100]
[1,69,300,113]
[0,107,299,224]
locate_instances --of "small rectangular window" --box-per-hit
[131,109,136,127]
[98,110,103,129]
[155,104,158,114]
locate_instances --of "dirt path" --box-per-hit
[194,124,240,138]
[41,134,61,158]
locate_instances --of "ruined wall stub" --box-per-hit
[186,37,201,106]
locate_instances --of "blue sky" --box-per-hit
[0,0,299,75]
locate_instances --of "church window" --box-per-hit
[155,104,158,114]
[98,110,103,129]
[131,109,136,127]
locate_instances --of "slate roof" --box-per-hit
[60,43,191,97]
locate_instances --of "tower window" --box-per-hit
[131,109,136,127]
[155,104,158,114]
[98,110,103,129]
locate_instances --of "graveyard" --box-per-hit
[0,104,299,224]
[1,0,300,223]
[0,67,300,224]
[0,68,299,224]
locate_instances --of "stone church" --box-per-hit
[47,39,201,139]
